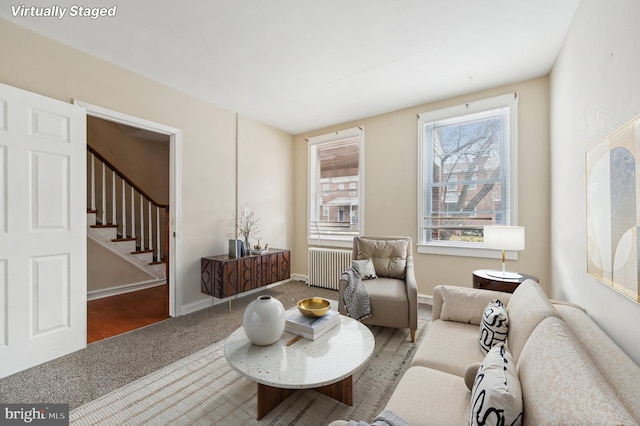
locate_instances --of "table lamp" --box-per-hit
[483,226,525,279]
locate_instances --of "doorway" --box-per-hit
[76,100,182,340]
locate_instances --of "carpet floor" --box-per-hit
[0,280,432,418]
[70,319,428,425]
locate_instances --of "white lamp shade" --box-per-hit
[484,226,525,251]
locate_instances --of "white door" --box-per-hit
[0,83,86,378]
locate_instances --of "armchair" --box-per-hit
[338,236,418,342]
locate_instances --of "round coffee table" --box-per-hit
[224,314,375,420]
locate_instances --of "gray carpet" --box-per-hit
[0,280,432,410]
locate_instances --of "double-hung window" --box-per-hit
[417,93,518,257]
[308,127,364,246]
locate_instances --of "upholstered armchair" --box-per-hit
[338,236,418,342]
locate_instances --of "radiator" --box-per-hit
[308,248,352,290]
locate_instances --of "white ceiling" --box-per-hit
[0,0,580,134]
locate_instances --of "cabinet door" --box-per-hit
[214,260,238,298]
[238,257,255,293]
[280,250,291,281]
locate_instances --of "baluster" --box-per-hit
[156,206,160,261]
[140,194,145,250]
[122,179,126,238]
[112,170,116,226]
[90,153,96,211]
[148,201,153,255]
[131,187,135,241]
[101,162,106,225]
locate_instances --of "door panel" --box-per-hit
[0,82,86,378]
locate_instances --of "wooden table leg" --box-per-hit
[256,383,295,420]
[315,375,353,405]
[256,376,353,420]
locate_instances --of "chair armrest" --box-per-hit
[405,255,418,331]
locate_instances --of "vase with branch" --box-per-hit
[229,208,262,257]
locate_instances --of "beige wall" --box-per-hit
[88,116,170,205]
[551,0,640,364]
[293,77,551,296]
[0,20,294,313]
[87,239,154,291]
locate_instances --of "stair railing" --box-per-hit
[87,146,169,268]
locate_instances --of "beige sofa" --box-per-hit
[333,280,640,425]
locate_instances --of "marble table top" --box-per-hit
[224,315,375,389]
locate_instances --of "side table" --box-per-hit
[472,269,539,294]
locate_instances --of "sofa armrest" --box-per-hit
[432,285,511,325]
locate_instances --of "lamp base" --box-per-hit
[486,270,523,280]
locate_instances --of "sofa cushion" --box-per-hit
[356,237,407,279]
[506,280,558,361]
[517,317,637,425]
[438,285,511,325]
[555,303,640,421]
[361,277,410,329]
[479,299,509,354]
[385,366,470,426]
[352,258,377,280]
[412,319,485,376]
[469,344,523,426]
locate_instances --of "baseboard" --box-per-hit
[87,279,166,301]
[291,273,307,284]
[418,293,433,305]
[180,297,214,316]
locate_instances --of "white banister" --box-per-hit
[90,153,96,211]
[148,201,153,253]
[140,194,145,249]
[156,207,160,260]
[121,180,126,237]
[101,162,106,224]
[131,186,135,239]
[112,170,116,225]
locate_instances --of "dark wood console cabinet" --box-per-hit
[201,249,290,298]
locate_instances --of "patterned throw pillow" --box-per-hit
[352,259,377,280]
[479,300,509,355]
[469,344,523,426]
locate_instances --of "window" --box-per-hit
[417,93,518,256]
[308,127,364,245]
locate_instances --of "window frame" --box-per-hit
[307,126,365,248]
[416,93,519,258]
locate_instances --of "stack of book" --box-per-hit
[285,307,341,340]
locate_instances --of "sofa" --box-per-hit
[331,280,640,425]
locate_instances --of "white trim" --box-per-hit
[306,237,353,249]
[416,244,519,260]
[416,93,519,258]
[307,126,365,242]
[418,293,433,306]
[74,100,182,317]
[87,279,166,301]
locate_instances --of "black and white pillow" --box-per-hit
[352,259,377,280]
[469,344,523,426]
[479,299,509,355]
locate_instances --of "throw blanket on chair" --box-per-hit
[341,267,372,321]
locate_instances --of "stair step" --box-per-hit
[149,260,166,265]
[131,249,153,255]
[87,209,98,214]
[112,237,136,243]
[91,224,117,229]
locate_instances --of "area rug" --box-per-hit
[70,319,427,425]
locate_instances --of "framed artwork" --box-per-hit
[586,114,640,303]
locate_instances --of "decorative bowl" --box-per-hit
[297,297,331,318]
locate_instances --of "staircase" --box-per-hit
[87,146,169,285]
